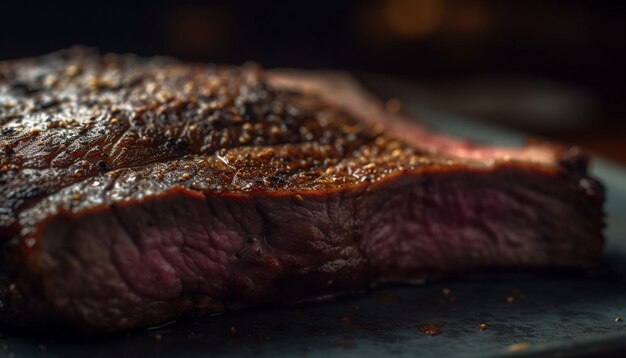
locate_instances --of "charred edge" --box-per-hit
[552,146,606,203]
[2,187,50,239]
[557,146,589,175]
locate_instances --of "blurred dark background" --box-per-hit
[1,0,625,162]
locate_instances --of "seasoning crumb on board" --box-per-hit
[418,321,447,336]
[479,323,488,330]
[228,325,237,334]
[507,290,525,304]
[506,342,530,352]
[615,316,623,322]
[154,334,162,342]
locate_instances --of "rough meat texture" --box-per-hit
[0,48,604,334]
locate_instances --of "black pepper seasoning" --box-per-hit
[97,160,110,171]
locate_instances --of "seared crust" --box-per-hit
[0,48,587,239]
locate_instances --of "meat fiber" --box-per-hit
[0,48,604,334]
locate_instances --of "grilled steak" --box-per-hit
[0,48,604,334]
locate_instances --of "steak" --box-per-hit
[0,48,604,334]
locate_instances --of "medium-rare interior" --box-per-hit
[0,48,604,333]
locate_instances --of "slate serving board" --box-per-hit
[1,76,625,358]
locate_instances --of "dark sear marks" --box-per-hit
[0,48,436,237]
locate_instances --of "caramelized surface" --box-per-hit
[1,48,456,233]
